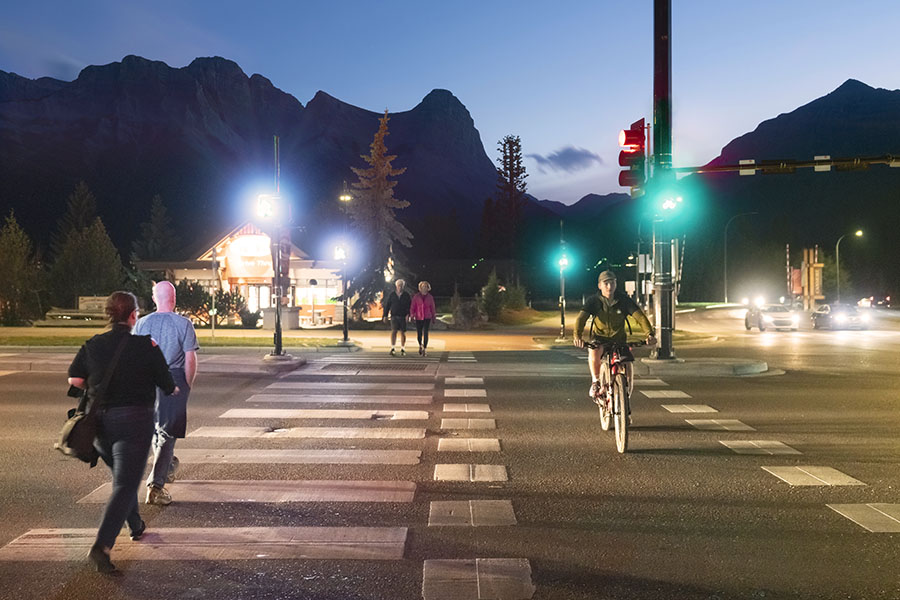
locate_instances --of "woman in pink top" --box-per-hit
[410,281,436,356]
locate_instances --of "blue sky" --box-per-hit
[2,0,898,203]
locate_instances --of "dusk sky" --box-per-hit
[2,1,898,204]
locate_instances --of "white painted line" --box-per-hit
[220,408,429,420]
[0,371,17,377]
[442,404,491,413]
[188,426,425,439]
[720,440,801,455]
[445,377,484,385]
[440,418,496,430]
[267,382,435,391]
[247,394,434,405]
[428,500,517,526]
[641,390,691,399]
[172,449,421,464]
[433,464,508,482]
[827,504,900,532]
[444,389,487,398]
[687,419,755,431]
[0,527,408,561]
[762,467,865,486]
[633,378,668,386]
[79,480,417,504]
[437,438,501,452]
[661,404,718,413]
[422,558,535,600]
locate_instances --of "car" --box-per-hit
[745,304,799,331]
[811,304,870,330]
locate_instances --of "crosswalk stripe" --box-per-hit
[0,371,18,377]
[437,439,501,452]
[428,500,517,526]
[827,504,900,532]
[433,464,508,482]
[188,426,426,439]
[78,480,417,504]
[442,403,491,413]
[720,440,801,455]
[641,389,691,398]
[633,378,668,386]
[662,404,718,413]
[441,418,496,430]
[445,377,484,385]
[267,382,435,391]
[444,389,487,398]
[423,558,535,600]
[0,527,408,561]
[762,466,865,486]
[246,394,434,405]
[687,419,754,431]
[171,449,421,464]
[220,408,430,420]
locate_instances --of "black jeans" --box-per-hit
[416,319,431,348]
[94,405,154,549]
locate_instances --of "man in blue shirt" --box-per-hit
[134,281,199,505]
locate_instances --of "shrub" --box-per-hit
[480,269,504,320]
[239,309,261,329]
[504,285,527,310]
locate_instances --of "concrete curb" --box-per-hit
[640,357,768,377]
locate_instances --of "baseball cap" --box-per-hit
[598,270,617,282]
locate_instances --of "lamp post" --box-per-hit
[557,254,569,340]
[835,229,863,303]
[723,212,758,303]
[334,244,350,345]
[257,193,284,356]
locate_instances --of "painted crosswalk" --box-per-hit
[827,504,900,532]
[188,426,426,439]
[266,381,435,391]
[246,393,434,404]
[219,408,430,420]
[172,448,422,464]
[762,466,865,486]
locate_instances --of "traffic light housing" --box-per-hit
[618,118,646,197]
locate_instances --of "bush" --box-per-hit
[480,269,504,320]
[504,285,527,310]
[452,300,484,330]
[239,309,261,328]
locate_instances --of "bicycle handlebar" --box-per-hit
[583,339,650,350]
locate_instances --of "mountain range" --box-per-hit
[1,56,899,298]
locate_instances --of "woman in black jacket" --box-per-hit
[67,291,176,573]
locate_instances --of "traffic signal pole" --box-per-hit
[652,0,676,360]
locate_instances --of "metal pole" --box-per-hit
[652,0,674,359]
[835,234,845,303]
[273,135,283,356]
[211,247,217,340]
[342,264,349,343]
[559,267,566,339]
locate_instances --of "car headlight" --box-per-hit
[835,314,847,323]
[762,315,774,323]
[861,314,871,323]
[791,315,799,325]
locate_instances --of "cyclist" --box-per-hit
[573,270,656,400]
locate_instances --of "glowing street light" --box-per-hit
[334,243,350,345]
[835,229,863,303]
[557,253,569,340]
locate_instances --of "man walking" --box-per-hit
[383,279,411,356]
[134,281,199,505]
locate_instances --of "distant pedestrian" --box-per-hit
[133,281,199,506]
[67,291,176,573]
[383,279,411,356]
[410,281,436,356]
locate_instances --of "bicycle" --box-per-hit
[584,340,648,453]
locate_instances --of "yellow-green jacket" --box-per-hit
[574,292,654,344]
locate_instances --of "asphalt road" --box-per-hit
[0,311,898,599]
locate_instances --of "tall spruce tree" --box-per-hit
[50,181,98,259]
[0,211,43,324]
[346,110,413,312]
[132,195,179,261]
[495,135,528,261]
[50,219,125,307]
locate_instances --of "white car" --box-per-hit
[745,304,799,331]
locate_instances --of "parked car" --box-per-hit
[811,304,870,330]
[745,304,799,331]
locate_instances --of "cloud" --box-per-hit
[526,146,604,174]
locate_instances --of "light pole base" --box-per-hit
[336,339,354,347]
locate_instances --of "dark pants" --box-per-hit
[94,405,154,549]
[416,319,431,348]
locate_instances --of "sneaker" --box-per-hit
[390,348,396,356]
[146,485,172,506]
[589,381,601,398]
[166,456,179,484]
[419,346,424,356]
[400,348,406,356]
[422,348,427,356]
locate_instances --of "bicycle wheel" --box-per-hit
[613,373,629,453]
[599,390,611,431]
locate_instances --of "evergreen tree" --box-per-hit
[132,195,179,261]
[50,219,125,307]
[495,134,528,261]
[346,110,413,312]
[50,181,97,259]
[0,211,43,324]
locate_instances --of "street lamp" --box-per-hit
[557,254,569,340]
[723,212,758,303]
[257,193,284,356]
[835,229,863,303]
[334,243,350,345]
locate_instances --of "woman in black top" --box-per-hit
[68,291,176,573]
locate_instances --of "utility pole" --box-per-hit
[651,0,675,360]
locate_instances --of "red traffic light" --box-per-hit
[619,128,644,149]
[618,118,646,196]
